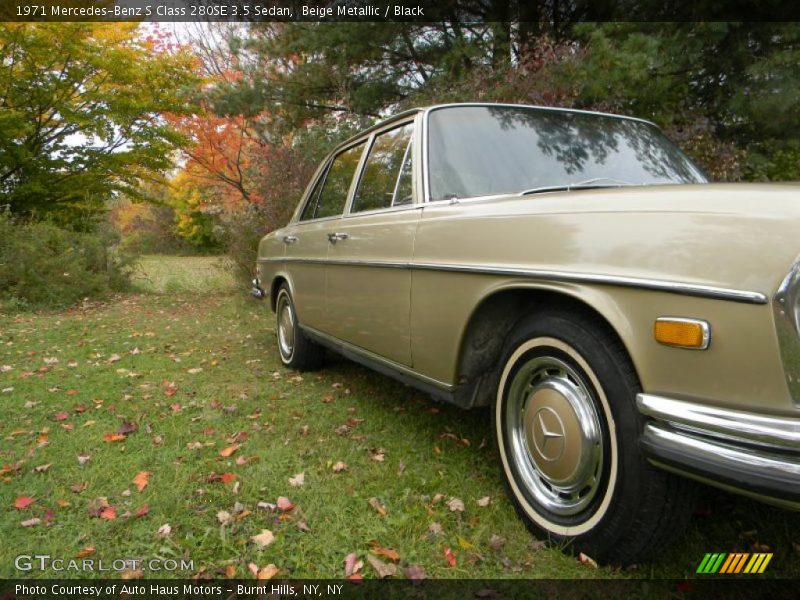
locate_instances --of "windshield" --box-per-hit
[427,106,707,201]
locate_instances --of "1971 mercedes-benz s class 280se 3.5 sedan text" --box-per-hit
[252,103,800,564]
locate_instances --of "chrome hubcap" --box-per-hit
[277,294,295,360]
[506,355,604,516]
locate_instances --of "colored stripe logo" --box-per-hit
[696,552,772,574]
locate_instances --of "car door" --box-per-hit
[285,140,367,332]
[325,120,419,366]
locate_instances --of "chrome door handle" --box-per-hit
[327,232,349,244]
[282,235,298,244]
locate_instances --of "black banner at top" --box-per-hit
[3,0,800,23]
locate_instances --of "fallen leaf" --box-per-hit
[118,421,138,435]
[288,472,305,487]
[405,564,427,581]
[53,411,69,421]
[297,520,311,532]
[219,445,239,458]
[488,534,505,551]
[34,463,52,473]
[431,493,445,505]
[256,564,279,580]
[157,523,171,538]
[14,496,35,510]
[447,497,465,512]
[57,499,71,508]
[99,506,117,520]
[276,496,295,512]
[578,552,598,569]
[187,368,203,374]
[87,497,110,517]
[108,354,122,363]
[103,433,126,443]
[220,473,237,484]
[251,529,275,547]
[367,554,397,578]
[428,522,443,537]
[133,471,151,492]
[444,546,457,567]
[76,547,95,558]
[163,382,177,396]
[71,481,88,493]
[21,518,41,527]
[457,535,475,550]
[368,543,400,562]
[120,569,144,579]
[477,496,491,507]
[368,497,387,516]
[344,553,360,577]
[134,504,150,518]
[217,510,232,525]
[332,461,348,473]
[369,448,385,462]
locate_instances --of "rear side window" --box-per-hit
[352,123,414,213]
[301,142,365,221]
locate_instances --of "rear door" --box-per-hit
[325,120,419,365]
[285,140,367,332]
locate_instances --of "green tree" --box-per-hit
[0,23,198,225]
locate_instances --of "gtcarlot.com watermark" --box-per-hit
[15,554,194,573]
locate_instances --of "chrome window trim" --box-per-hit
[420,103,708,204]
[347,119,416,216]
[293,137,370,224]
[654,317,711,350]
[773,254,800,407]
[637,393,800,450]
[255,257,767,305]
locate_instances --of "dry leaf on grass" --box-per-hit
[447,497,465,512]
[250,529,275,547]
[368,497,387,516]
[367,554,397,578]
[288,472,305,487]
[133,471,150,492]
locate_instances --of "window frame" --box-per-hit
[349,121,416,216]
[294,138,369,224]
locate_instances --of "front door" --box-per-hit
[325,121,418,365]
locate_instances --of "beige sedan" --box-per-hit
[253,103,800,564]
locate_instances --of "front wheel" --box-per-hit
[493,309,694,564]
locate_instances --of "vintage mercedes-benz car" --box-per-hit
[252,103,800,564]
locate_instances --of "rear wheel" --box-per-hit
[274,284,324,371]
[493,309,694,564]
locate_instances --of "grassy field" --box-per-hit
[1,256,798,581]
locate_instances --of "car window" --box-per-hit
[299,167,328,221]
[393,142,414,206]
[352,123,414,213]
[306,142,365,220]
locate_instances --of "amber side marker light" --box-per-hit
[654,317,710,350]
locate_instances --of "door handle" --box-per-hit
[282,235,298,244]
[327,232,349,244]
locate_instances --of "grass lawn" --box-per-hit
[1,255,798,581]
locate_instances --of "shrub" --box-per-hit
[0,212,134,310]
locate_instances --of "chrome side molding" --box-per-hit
[773,254,800,407]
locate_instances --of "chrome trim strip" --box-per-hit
[637,394,800,449]
[642,423,800,509]
[654,317,711,350]
[300,324,455,392]
[255,257,768,305]
[773,254,800,407]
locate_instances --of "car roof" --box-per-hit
[334,102,658,152]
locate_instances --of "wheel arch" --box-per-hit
[269,274,293,312]
[453,283,640,408]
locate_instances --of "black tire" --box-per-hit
[492,308,695,565]
[274,284,324,371]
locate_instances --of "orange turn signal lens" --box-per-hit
[654,318,710,350]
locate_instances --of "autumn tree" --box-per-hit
[0,23,198,225]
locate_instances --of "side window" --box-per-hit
[352,123,414,213]
[299,167,328,221]
[313,142,365,220]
